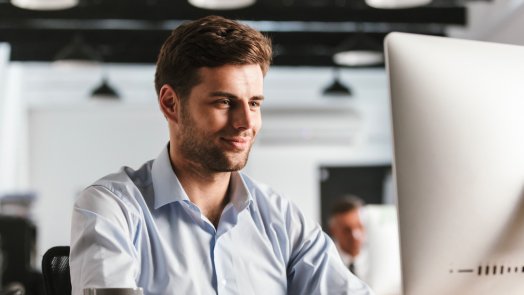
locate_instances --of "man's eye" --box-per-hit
[217,99,232,107]
[249,101,261,108]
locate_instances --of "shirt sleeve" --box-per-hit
[70,185,140,295]
[285,201,374,295]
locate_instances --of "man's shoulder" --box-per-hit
[240,173,283,201]
[80,160,154,206]
[94,160,153,188]
[239,172,298,216]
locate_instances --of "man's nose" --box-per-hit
[351,229,364,241]
[232,102,255,130]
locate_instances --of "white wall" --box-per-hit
[0,44,30,192]
[10,63,391,263]
[0,43,11,190]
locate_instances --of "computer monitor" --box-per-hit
[385,32,524,295]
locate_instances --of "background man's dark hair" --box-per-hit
[329,195,364,218]
[154,15,272,100]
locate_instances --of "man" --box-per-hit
[70,15,372,295]
[329,196,369,281]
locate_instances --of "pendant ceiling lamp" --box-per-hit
[91,75,120,100]
[11,0,78,10]
[333,32,383,67]
[365,0,431,9]
[323,68,352,97]
[188,0,255,10]
[333,50,383,67]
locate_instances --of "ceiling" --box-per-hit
[0,0,488,66]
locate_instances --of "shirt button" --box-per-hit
[221,279,227,286]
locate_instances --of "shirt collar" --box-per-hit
[229,172,253,212]
[151,145,190,209]
[151,145,253,211]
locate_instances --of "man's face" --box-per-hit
[330,209,365,257]
[175,64,264,172]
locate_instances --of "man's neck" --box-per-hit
[180,168,231,227]
[169,148,231,228]
[335,242,357,265]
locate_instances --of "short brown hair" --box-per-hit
[154,15,272,99]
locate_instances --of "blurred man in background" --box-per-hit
[329,195,369,281]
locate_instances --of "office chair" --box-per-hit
[0,215,44,295]
[0,216,35,287]
[41,246,71,295]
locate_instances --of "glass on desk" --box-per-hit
[83,288,143,295]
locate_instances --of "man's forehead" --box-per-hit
[337,208,363,221]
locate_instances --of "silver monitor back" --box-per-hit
[385,32,524,295]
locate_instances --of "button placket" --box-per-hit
[213,233,239,294]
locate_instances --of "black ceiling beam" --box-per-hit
[0,4,466,24]
[0,0,466,66]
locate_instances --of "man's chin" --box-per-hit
[216,167,242,172]
[203,148,251,172]
[217,160,248,172]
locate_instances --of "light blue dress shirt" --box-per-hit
[70,146,373,295]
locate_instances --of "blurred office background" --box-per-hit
[0,0,523,294]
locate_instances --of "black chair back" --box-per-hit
[41,246,71,295]
[0,216,36,287]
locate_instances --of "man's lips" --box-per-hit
[221,136,252,150]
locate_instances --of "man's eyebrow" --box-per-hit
[209,91,265,101]
[209,91,237,98]
[251,95,265,101]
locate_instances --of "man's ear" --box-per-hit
[159,84,180,123]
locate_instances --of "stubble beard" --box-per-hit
[178,110,253,172]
